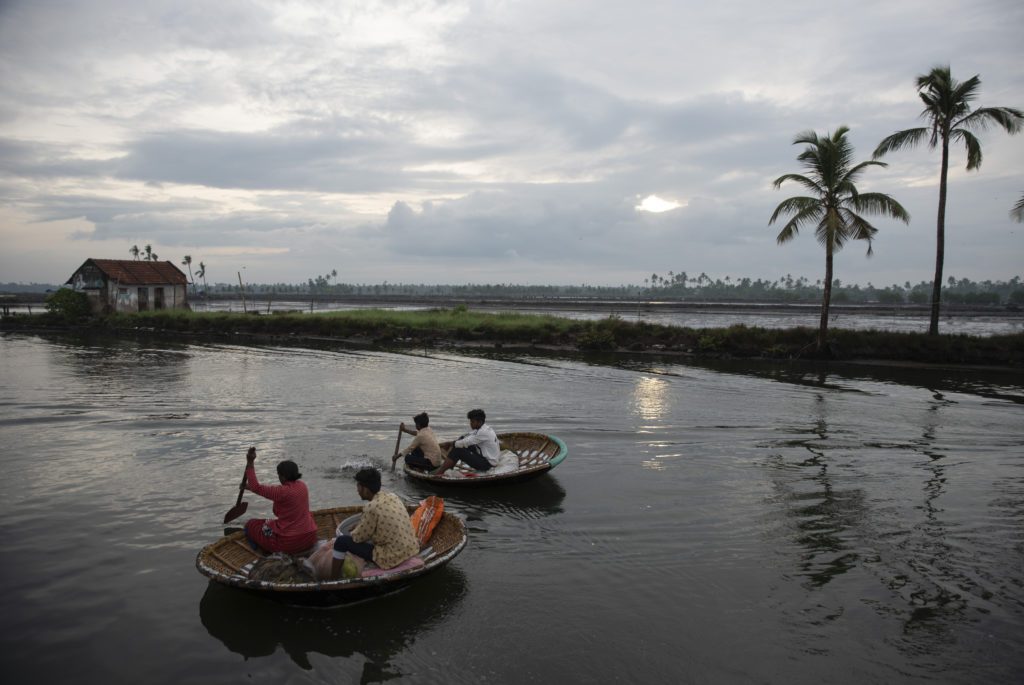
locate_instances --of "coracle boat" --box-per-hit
[403,432,567,487]
[195,505,466,607]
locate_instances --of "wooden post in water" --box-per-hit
[238,272,247,313]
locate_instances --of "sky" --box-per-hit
[1,0,1022,288]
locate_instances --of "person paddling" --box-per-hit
[393,411,443,472]
[435,408,499,476]
[243,447,318,554]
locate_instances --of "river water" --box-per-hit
[187,297,1024,337]
[1,332,1022,684]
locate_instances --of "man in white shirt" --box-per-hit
[436,408,499,475]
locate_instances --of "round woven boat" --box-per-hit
[195,505,467,606]
[403,432,567,487]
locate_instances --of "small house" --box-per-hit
[67,259,189,314]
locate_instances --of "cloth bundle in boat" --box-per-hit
[303,539,363,580]
[304,539,335,580]
[249,554,315,583]
[410,496,444,547]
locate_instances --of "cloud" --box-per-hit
[0,0,1022,287]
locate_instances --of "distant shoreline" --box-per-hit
[4,292,1022,319]
[142,294,1024,319]
[4,306,1022,371]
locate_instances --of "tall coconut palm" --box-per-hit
[129,244,140,260]
[770,127,909,354]
[144,244,153,261]
[873,65,1023,335]
[181,255,195,294]
[1011,193,1024,223]
[195,262,208,296]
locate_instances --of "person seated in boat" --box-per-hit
[435,408,499,476]
[243,447,318,555]
[331,467,419,577]
[393,411,443,472]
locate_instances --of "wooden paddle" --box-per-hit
[390,425,403,472]
[223,450,254,523]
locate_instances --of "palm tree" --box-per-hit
[770,126,909,353]
[873,65,1023,335]
[144,244,153,261]
[1011,193,1024,223]
[129,244,140,260]
[181,255,195,294]
[195,262,208,296]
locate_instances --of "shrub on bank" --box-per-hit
[45,288,90,320]
[4,306,1021,367]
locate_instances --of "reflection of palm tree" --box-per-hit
[899,392,969,635]
[873,66,1023,335]
[768,396,866,590]
[770,127,909,353]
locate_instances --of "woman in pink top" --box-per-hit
[242,447,318,554]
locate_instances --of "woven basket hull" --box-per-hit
[195,505,467,607]
[403,432,567,488]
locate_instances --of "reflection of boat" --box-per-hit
[404,432,567,487]
[439,475,567,521]
[199,564,468,672]
[195,505,466,607]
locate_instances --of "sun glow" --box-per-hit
[636,195,684,213]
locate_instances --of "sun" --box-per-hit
[636,195,684,213]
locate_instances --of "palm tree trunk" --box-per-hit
[819,249,833,352]
[930,136,950,336]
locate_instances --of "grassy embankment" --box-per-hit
[5,304,1023,367]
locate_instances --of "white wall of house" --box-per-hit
[106,283,188,312]
[72,275,188,314]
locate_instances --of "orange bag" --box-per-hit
[410,496,444,547]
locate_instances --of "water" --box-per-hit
[1,332,1022,684]
[6,297,1023,335]
[187,297,1024,337]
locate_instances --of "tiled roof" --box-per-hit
[71,259,189,285]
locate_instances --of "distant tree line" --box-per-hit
[207,280,646,299]
[183,275,1024,305]
[6,274,1024,306]
[641,272,1024,305]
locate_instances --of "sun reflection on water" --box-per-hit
[631,376,684,470]
[631,375,669,423]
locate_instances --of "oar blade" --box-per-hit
[223,501,248,524]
